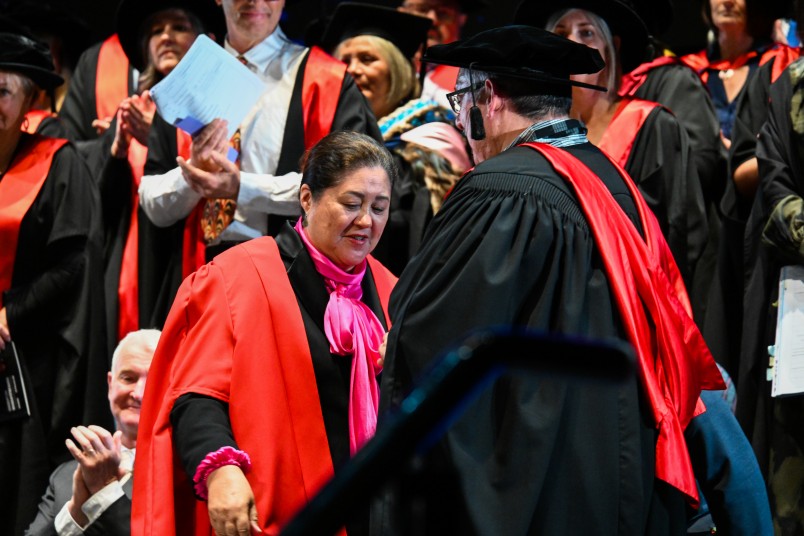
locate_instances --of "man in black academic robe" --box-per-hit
[375,26,721,535]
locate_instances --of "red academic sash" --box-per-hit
[131,237,395,535]
[680,44,800,85]
[179,47,347,279]
[95,34,129,123]
[428,64,460,92]
[21,110,56,134]
[301,47,347,150]
[520,142,724,506]
[597,98,660,169]
[0,135,67,307]
[618,56,678,97]
[116,138,149,340]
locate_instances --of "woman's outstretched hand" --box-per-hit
[206,465,262,535]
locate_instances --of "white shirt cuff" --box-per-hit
[53,480,125,535]
[139,167,202,227]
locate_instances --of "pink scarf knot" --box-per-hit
[295,219,385,455]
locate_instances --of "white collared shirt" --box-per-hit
[139,27,307,243]
[53,447,135,536]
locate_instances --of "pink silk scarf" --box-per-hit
[295,219,385,455]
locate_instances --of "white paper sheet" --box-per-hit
[150,35,265,141]
[772,265,804,397]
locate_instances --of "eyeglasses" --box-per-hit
[446,82,484,114]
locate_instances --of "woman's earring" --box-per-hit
[302,212,308,227]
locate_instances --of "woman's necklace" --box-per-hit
[719,68,735,80]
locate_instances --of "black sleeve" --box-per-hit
[636,64,723,202]
[170,393,238,487]
[144,113,179,176]
[331,73,382,143]
[729,62,772,177]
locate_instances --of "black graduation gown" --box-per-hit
[632,62,722,203]
[169,223,388,536]
[631,62,725,322]
[625,105,708,288]
[738,62,804,534]
[0,138,109,535]
[704,60,777,378]
[137,58,381,330]
[58,41,136,180]
[374,142,687,536]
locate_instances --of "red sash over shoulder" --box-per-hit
[619,56,678,97]
[597,98,660,169]
[95,34,129,123]
[21,110,56,134]
[301,47,347,150]
[680,44,800,85]
[131,237,395,535]
[520,142,723,506]
[0,135,67,306]
[428,64,460,92]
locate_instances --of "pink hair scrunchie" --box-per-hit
[193,446,252,500]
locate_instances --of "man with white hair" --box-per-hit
[26,329,160,536]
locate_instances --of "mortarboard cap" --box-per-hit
[0,32,63,90]
[116,0,226,71]
[320,2,432,59]
[514,0,650,73]
[421,25,606,93]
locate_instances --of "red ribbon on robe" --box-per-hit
[21,110,56,134]
[0,135,67,307]
[116,138,149,340]
[597,98,660,168]
[521,142,724,506]
[95,34,129,123]
[680,44,800,85]
[619,56,678,97]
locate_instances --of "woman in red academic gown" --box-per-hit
[132,131,398,536]
[0,33,107,534]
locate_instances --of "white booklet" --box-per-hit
[772,265,804,397]
[149,35,265,160]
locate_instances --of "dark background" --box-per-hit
[6,0,713,56]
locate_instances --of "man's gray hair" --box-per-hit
[457,68,573,121]
[111,329,161,372]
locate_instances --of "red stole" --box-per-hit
[0,135,67,307]
[21,110,56,134]
[680,44,800,85]
[597,98,660,168]
[116,138,149,339]
[618,56,678,97]
[301,47,347,150]
[95,34,129,123]
[428,64,460,92]
[520,142,724,506]
[178,46,346,279]
[131,237,396,535]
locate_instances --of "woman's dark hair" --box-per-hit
[137,7,205,92]
[300,131,398,199]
